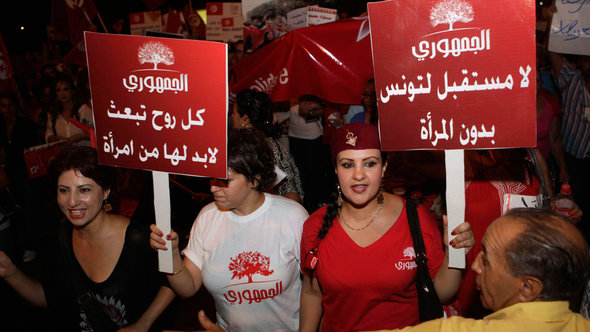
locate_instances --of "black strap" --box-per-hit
[406,198,444,322]
[57,222,119,332]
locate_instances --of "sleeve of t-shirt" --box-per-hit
[291,203,309,263]
[300,207,326,277]
[416,205,444,279]
[182,206,210,270]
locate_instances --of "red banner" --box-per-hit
[85,32,228,178]
[0,34,16,95]
[229,17,373,104]
[368,0,536,151]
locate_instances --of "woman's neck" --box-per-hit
[233,191,265,216]
[341,194,382,220]
[72,210,110,240]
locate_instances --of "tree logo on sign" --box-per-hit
[228,251,274,283]
[137,42,175,70]
[430,0,474,31]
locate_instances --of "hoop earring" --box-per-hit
[337,185,342,207]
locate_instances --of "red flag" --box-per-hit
[51,0,97,44]
[164,7,188,35]
[0,34,17,95]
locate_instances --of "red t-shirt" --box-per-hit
[301,199,444,331]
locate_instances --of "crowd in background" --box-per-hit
[0,0,589,331]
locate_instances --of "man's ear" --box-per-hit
[518,276,543,302]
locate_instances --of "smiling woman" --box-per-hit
[0,146,175,331]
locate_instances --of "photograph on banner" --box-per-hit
[241,0,337,54]
[229,17,373,104]
[206,2,243,42]
[85,32,227,178]
[548,0,590,56]
[368,0,536,151]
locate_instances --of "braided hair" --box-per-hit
[317,151,388,240]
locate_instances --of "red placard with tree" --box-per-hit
[368,0,536,151]
[85,32,228,178]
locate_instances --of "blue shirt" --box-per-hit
[558,60,590,158]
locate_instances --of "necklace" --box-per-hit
[339,202,384,231]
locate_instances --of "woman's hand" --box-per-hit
[196,310,225,332]
[443,216,475,254]
[0,251,17,278]
[149,224,179,252]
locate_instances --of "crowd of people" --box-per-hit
[0,0,589,331]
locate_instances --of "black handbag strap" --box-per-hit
[57,222,118,332]
[406,198,444,321]
[406,198,428,266]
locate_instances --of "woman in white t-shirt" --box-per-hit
[150,128,308,331]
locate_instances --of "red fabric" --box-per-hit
[51,0,97,44]
[301,200,444,331]
[164,7,190,35]
[449,175,540,318]
[536,91,561,159]
[0,34,16,95]
[69,117,95,148]
[329,122,380,160]
[230,17,373,104]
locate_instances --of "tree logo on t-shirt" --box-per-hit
[229,251,274,283]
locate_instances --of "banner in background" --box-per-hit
[368,0,536,151]
[85,32,228,178]
[229,17,373,105]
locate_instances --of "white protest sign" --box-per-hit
[548,0,590,55]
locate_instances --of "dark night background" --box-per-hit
[0,0,373,55]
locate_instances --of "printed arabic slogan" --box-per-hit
[85,32,228,178]
[368,0,536,151]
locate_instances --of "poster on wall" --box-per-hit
[368,0,536,151]
[85,32,228,178]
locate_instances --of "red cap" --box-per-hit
[330,122,380,161]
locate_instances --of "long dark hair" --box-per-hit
[49,74,81,136]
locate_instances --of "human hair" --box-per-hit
[49,73,81,135]
[503,208,590,302]
[318,150,388,239]
[51,146,116,192]
[235,89,279,138]
[228,128,276,192]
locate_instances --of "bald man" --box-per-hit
[371,208,590,332]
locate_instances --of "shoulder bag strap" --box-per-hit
[406,198,444,322]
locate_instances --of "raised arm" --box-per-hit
[433,217,474,303]
[149,224,203,298]
[299,275,323,332]
[0,251,47,307]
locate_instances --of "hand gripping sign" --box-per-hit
[368,0,536,268]
[85,32,228,272]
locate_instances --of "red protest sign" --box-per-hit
[368,0,536,151]
[85,32,227,178]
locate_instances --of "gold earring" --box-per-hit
[377,185,384,204]
[337,185,342,207]
[103,199,112,212]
